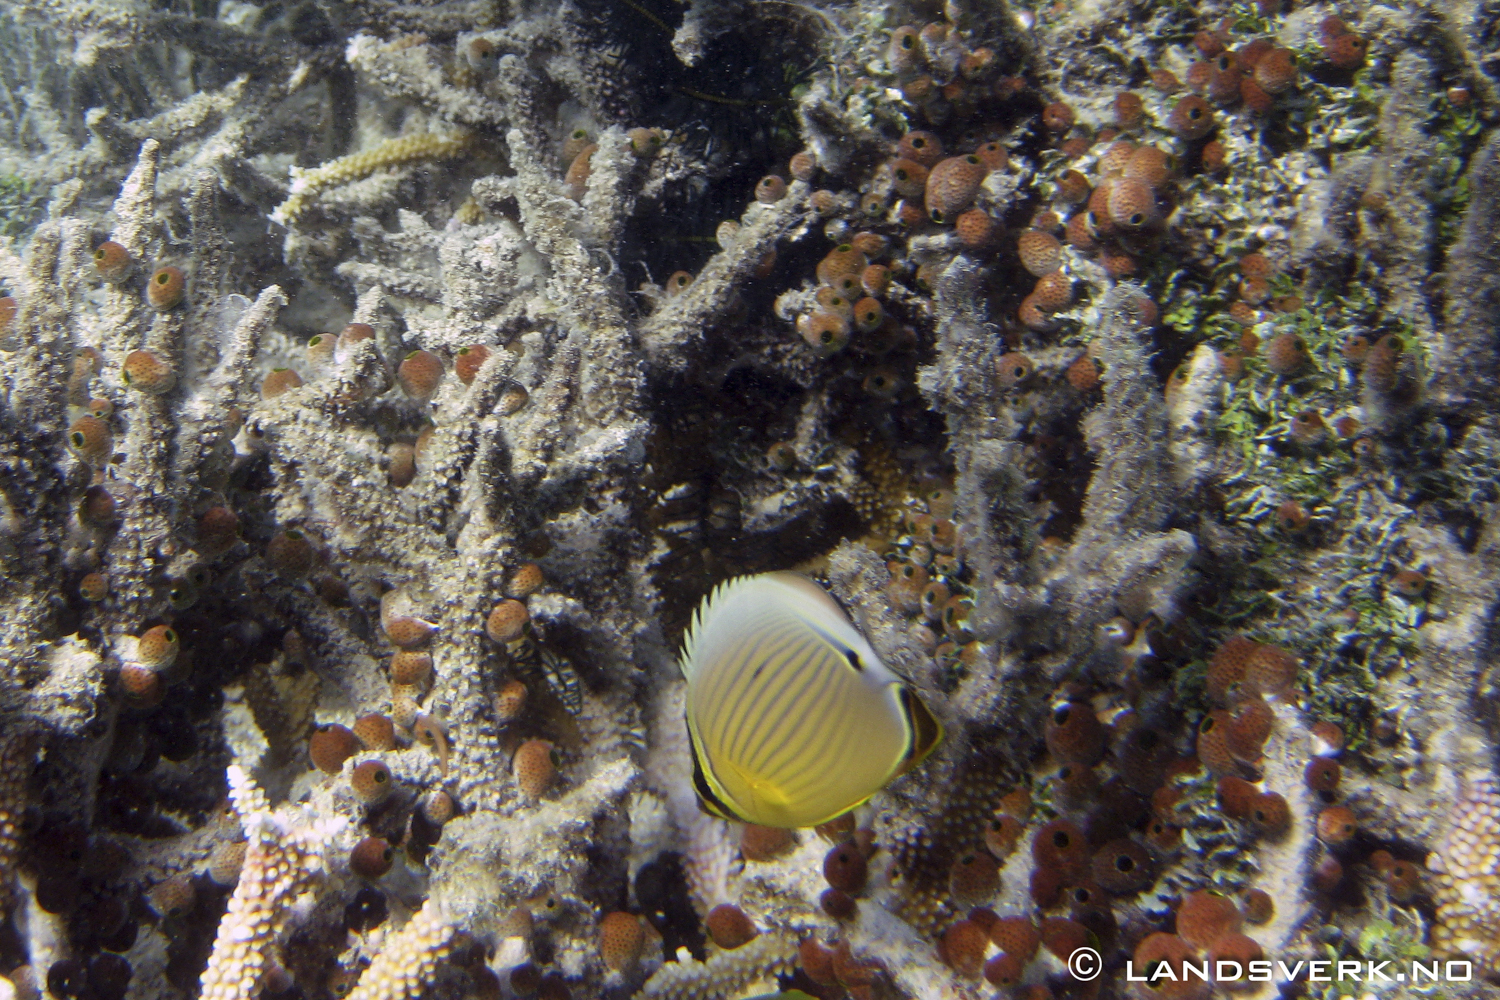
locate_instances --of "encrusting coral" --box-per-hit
[1,0,1500,998]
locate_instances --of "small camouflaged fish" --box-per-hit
[681,572,942,829]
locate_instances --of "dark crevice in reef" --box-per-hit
[601,1,824,280]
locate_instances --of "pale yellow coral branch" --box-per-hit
[271,133,471,226]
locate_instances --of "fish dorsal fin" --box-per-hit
[679,574,755,679]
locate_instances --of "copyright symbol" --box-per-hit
[1068,946,1102,982]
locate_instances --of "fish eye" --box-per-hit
[845,649,861,671]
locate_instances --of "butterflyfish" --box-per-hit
[680,572,943,829]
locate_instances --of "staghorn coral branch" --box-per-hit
[199,767,344,1000]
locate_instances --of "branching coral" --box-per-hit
[1429,776,1500,979]
[199,767,342,1000]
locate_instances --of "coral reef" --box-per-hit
[1,0,1499,999]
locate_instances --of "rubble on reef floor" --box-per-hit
[0,0,1498,998]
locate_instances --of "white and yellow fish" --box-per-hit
[681,572,943,829]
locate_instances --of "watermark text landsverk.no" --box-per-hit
[1068,948,1476,985]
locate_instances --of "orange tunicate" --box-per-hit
[486,599,529,644]
[1041,102,1074,133]
[1312,855,1345,892]
[890,158,929,199]
[1227,694,1274,759]
[926,155,987,224]
[1324,32,1367,70]
[705,903,758,949]
[1208,932,1264,976]
[823,840,867,893]
[1099,246,1139,279]
[853,297,884,333]
[397,350,444,402]
[1240,276,1271,306]
[1305,757,1341,798]
[146,266,186,310]
[1176,890,1242,950]
[940,919,988,979]
[985,813,1024,859]
[1066,353,1101,392]
[310,724,359,773]
[1124,146,1176,188]
[995,351,1034,388]
[1217,776,1258,819]
[1194,28,1225,57]
[849,231,887,258]
[1151,68,1181,92]
[1064,212,1096,252]
[1316,805,1358,844]
[1029,271,1074,313]
[1200,140,1227,174]
[974,141,1008,172]
[1086,181,1114,233]
[1058,135,1090,160]
[1017,296,1054,333]
[1185,60,1213,94]
[788,150,817,182]
[123,350,177,394]
[949,851,1000,906]
[1255,47,1298,93]
[1242,888,1274,924]
[982,953,1025,987]
[961,47,995,79]
[1168,95,1215,140]
[741,824,796,861]
[1238,252,1272,278]
[1364,334,1404,393]
[1113,91,1145,130]
[454,344,490,385]
[599,912,646,972]
[754,175,787,203]
[564,144,596,200]
[1031,818,1090,879]
[93,241,133,283]
[816,244,867,287]
[1235,38,1274,72]
[897,130,943,167]
[1265,333,1308,375]
[954,209,995,249]
[1134,933,1197,990]
[860,264,891,298]
[1107,177,1158,230]
[1196,711,1240,778]
[1241,76,1275,114]
[1092,838,1155,894]
[1249,791,1291,836]
[1017,229,1064,276]
[888,25,923,73]
[1040,917,1089,961]
[350,837,394,879]
[1386,860,1421,901]
[798,310,850,356]
[988,915,1040,961]
[896,199,927,227]
[1056,169,1090,204]
[1207,54,1242,105]
[514,739,559,798]
[1244,643,1299,698]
